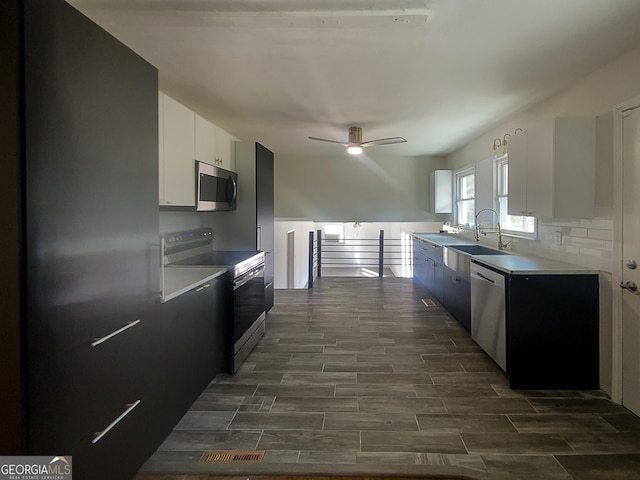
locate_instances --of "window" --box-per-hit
[455,167,475,227]
[495,156,535,235]
[323,223,344,243]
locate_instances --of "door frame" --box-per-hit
[287,229,295,288]
[612,94,640,405]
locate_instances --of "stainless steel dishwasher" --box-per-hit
[470,262,507,371]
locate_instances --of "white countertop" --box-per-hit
[413,233,598,275]
[162,266,228,303]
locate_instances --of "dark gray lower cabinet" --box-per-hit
[442,266,471,332]
[413,248,430,289]
[158,273,232,420]
[413,238,444,303]
[432,260,445,304]
[507,274,599,389]
[58,310,167,479]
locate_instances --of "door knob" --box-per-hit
[620,280,638,292]
[627,260,637,270]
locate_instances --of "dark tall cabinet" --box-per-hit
[2,0,173,478]
[208,141,275,311]
[256,143,275,311]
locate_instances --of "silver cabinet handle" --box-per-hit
[91,320,140,347]
[620,281,638,293]
[195,283,211,292]
[92,400,141,444]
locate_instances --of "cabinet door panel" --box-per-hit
[217,127,232,169]
[442,267,471,332]
[433,261,444,302]
[525,122,553,217]
[161,94,195,206]
[195,114,216,164]
[157,274,231,416]
[413,242,428,287]
[508,118,595,219]
[256,143,275,252]
[552,117,596,218]
[507,274,599,389]
[158,92,165,203]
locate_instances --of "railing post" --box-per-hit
[317,229,322,278]
[378,229,384,278]
[308,231,314,288]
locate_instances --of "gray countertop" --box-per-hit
[413,232,475,246]
[469,254,598,275]
[161,266,228,303]
[413,233,598,275]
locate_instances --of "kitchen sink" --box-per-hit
[449,244,510,256]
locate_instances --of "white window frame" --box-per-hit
[495,155,537,238]
[454,166,476,228]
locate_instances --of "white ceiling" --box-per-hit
[69,0,640,159]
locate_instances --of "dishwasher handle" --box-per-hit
[475,272,496,285]
[471,263,506,288]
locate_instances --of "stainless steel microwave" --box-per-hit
[195,161,237,211]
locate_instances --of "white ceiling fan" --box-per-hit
[308,126,406,155]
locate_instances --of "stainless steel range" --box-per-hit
[162,228,266,373]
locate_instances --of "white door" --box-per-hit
[621,105,640,416]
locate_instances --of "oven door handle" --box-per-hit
[233,265,265,290]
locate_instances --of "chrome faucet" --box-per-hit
[474,208,512,250]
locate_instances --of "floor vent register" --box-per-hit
[200,450,265,463]
[422,298,436,307]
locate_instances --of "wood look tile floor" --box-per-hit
[137,278,640,480]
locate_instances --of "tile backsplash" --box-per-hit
[526,217,613,273]
[448,217,614,273]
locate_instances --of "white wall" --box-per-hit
[274,152,448,222]
[159,211,202,235]
[444,43,640,397]
[274,219,315,289]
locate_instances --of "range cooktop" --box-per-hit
[172,250,262,267]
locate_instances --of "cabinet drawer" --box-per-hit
[71,394,166,480]
[28,305,162,455]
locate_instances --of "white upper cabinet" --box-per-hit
[508,117,596,219]
[195,114,216,165]
[158,92,165,204]
[159,93,196,207]
[216,127,232,170]
[429,170,453,213]
[159,92,235,207]
[195,113,233,170]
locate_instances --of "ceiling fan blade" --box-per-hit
[308,136,349,146]
[360,136,407,147]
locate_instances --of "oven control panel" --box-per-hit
[162,227,213,246]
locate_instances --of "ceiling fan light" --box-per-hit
[347,146,363,155]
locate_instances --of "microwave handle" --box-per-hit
[229,176,237,206]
